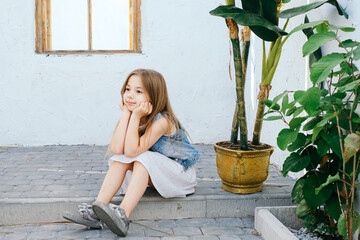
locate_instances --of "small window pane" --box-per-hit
[92,0,130,50]
[51,0,88,50]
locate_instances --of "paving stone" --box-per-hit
[172,227,202,236]
[215,218,244,227]
[201,227,244,235]
[189,236,220,240]
[144,227,173,237]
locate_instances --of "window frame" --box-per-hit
[35,0,141,54]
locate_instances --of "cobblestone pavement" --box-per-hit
[0,144,293,239]
[0,145,293,199]
[0,217,262,240]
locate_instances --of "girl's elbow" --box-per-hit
[110,146,123,155]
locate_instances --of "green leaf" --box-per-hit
[303,174,332,208]
[352,46,360,61]
[338,80,360,92]
[281,94,289,113]
[210,6,287,41]
[282,152,311,176]
[315,21,329,33]
[303,32,336,57]
[340,61,358,75]
[303,118,321,131]
[293,106,305,117]
[332,75,353,87]
[277,129,299,151]
[325,194,341,221]
[340,39,360,48]
[317,138,329,156]
[321,130,342,158]
[328,24,355,32]
[310,53,346,85]
[263,115,283,121]
[279,0,327,19]
[314,173,340,194]
[288,133,307,152]
[289,20,324,35]
[289,117,307,130]
[241,0,279,41]
[292,178,305,204]
[296,199,311,218]
[338,211,360,239]
[295,87,321,115]
[316,112,338,128]
[344,133,360,162]
[286,106,297,116]
[312,126,323,143]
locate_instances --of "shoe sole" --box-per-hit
[92,201,127,236]
[63,212,102,229]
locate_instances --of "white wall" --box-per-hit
[2,0,352,168]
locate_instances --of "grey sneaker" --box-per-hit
[63,203,103,229]
[92,201,130,237]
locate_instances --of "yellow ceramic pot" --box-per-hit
[214,141,274,194]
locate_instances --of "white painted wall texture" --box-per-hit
[0,0,357,167]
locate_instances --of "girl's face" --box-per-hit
[123,75,151,111]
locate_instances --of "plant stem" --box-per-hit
[226,19,249,150]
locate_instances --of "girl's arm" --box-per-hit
[124,102,168,158]
[109,101,131,155]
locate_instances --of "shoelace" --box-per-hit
[109,204,129,227]
[78,203,100,222]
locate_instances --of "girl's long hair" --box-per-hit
[121,69,183,136]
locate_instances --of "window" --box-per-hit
[35,0,141,54]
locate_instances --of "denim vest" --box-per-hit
[150,113,200,170]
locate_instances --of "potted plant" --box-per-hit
[210,0,347,194]
[264,21,360,239]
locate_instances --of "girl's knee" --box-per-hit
[110,161,133,171]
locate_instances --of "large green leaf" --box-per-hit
[338,80,360,93]
[295,87,321,115]
[317,138,329,156]
[279,0,328,19]
[277,128,299,151]
[288,133,308,152]
[241,0,279,41]
[289,117,307,130]
[310,53,345,85]
[321,130,342,158]
[325,194,341,221]
[344,133,360,162]
[303,118,321,131]
[340,39,360,48]
[338,211,360,239]
[292,178,305,204]
[209,6,287,41]
[314,173,340,194]
[303,174,333,208]
[282,152,311,176]
[296,199,311,218]
[303,32,336,57]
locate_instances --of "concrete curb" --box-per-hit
[0,194,292,225]
[254,206,302,240]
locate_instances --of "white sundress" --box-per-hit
[109,151,197,198]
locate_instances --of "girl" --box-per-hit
[63,69,200,237]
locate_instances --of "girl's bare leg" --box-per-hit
[120,161,151,218]
[96,161,132,204]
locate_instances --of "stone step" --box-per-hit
[0,144,295,225]
[0,181,293,225]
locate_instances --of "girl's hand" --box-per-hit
[119,99,131,113]
[133,102,153,118]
